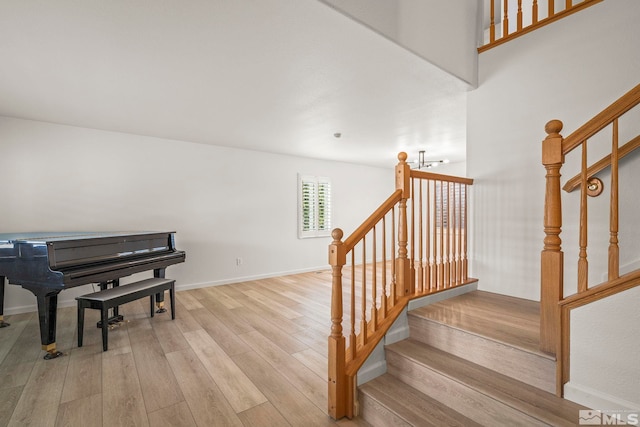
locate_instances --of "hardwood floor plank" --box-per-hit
[149,315,191,354]
[237,401,291,427]
[189,307,252,356]
[8,356,69,427]
[198,285,243,309]
[232,350,334,426]
[146,401,197,427]
[183,329,267,413]
[102,351,149,427]
[173,300,204,334]
[129,332,185,413]
[165,349,242,427]
[174,290,204,311]
[239,330,327,410]
[234,295,307,335]
[55,393,102,427]
[0,386,23,427]
[292,347,327,380]
[230,306,308,354]
[197,296,255,335]
[60,348,102,404]
[0,312,33,364]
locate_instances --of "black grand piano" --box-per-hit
[0,231,185,358]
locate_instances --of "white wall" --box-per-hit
[0,116,395,313]
[320,0,479,86]
[468,0,640,409]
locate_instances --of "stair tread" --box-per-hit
[360,373,483,427]
[387,339,587,426]
[409,290,547,356]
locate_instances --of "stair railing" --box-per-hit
[328,152,475,419]
[540,83,640,396]
[479,0,603,52]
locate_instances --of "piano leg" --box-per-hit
[27,288,64,359]
[0,276,10,328]
[154,268,167,313]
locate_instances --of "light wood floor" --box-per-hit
[0,270,371,427]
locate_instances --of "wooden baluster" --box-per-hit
[533,0,539,24]
[426,180,433,290]
[540,120,564,355]
[609,118,620,280]
[395,153,412,296]
[463,184,469,281]
[517,0,523,31]
[391,207,397,305]
[360,239,367,346]
[438,181,444,289]
[371,228,377,331]
[450,182,456,285]
[549,0,555,16]
[566,0,572,8]
[444,182,450,287]
[410,178,417,295]
[418,179,424,293]
[578,142,588,293]
[349,251,356,361]
[328,228,346,419]
[381,216,388,318]
[454,184,462,285]
[490,0,496,42]
[503,0,509,37]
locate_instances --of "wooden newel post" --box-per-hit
[540,120,564,355]
[395,152,413,297]
[328,228,348,419]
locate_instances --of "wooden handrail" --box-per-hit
[562,84,640,154]
[410,169,475,186]
[343,190,402,250]
[479,0,602,53]
[563,134,640,192]
[560,269,640,309]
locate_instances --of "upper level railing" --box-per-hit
[479,0,603,52]
[540,83,640,395]
[328,153,475,419]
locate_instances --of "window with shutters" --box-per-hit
[298,174,332,238]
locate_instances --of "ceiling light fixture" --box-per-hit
[412,150,449,169]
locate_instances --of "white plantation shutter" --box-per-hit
[298,175,331,238]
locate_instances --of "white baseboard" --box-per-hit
[564,381,640,411]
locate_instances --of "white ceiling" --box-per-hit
[0,0,471,169]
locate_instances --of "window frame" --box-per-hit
[298,174,332,239]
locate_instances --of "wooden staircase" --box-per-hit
[358,291,587,426]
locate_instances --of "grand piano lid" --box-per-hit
[0,231,176,244]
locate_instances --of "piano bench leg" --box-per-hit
[77,303,85,348]
[101,308,109,352]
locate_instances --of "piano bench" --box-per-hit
[76,277,176,351]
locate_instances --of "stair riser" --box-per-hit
[409,315,555,393]
[360,393,412,427]
[386,351,548,427]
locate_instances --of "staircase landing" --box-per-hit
[411,290,547,356]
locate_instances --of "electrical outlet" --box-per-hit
[236,257,243,266]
